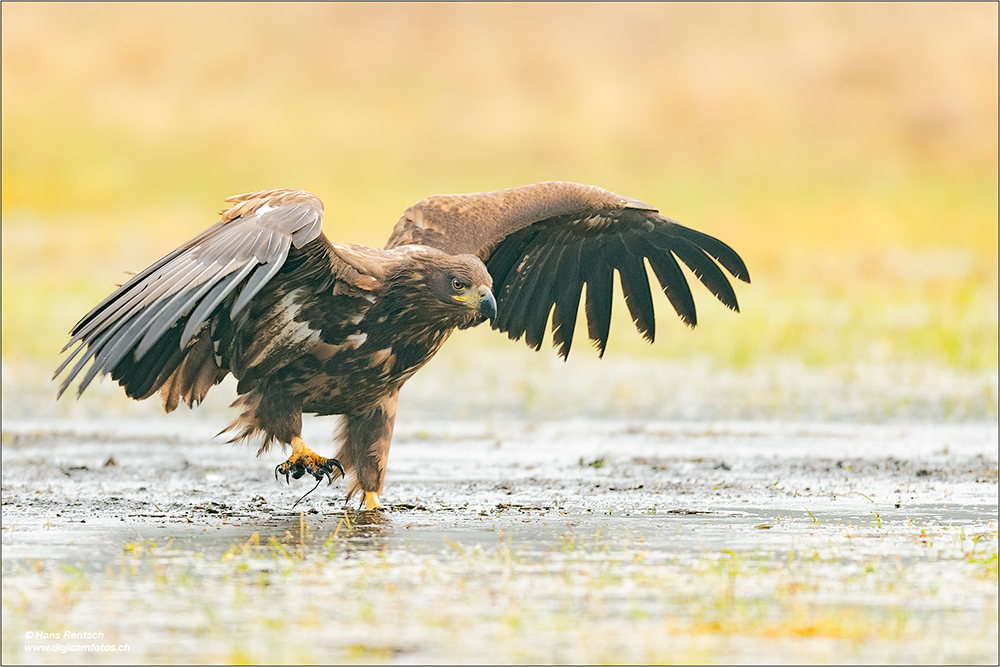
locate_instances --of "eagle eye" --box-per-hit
[451,278,466,292]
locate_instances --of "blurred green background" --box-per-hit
[2,3,997,415]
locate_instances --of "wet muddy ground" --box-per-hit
[2,415,997,664]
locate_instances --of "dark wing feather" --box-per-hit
[55,189,326,398]
[604,235,656,343]
[385,181,749,358]
[522,239,568,350]
[581,238,615,357]
[666,221,750,283]
[646,249,697,327]
[665,236,740,313]
[549,241,584,358]
[499,235,560,346]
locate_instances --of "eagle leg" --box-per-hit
[360,492,381,510]
[275,436,345,485]
[335,392,399,512]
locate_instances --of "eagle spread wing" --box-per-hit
[385,181,750,357]
[57,191,312,394]
[56,181,749,510]
[56,189,385,404]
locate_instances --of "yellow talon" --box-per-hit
[274,436,344,482]
[364,492,381,510]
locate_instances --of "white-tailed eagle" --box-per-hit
[56,182,750,509]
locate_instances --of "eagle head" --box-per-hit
[391,251,496,330]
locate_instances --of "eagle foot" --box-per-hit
[360,492,382,511]
[275,437,345,485]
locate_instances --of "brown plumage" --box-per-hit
[55,182,750,509]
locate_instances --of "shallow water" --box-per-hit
[2,416,996,663]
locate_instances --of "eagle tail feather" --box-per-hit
[157,332,226,412]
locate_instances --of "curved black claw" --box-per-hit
[275,455,345,486]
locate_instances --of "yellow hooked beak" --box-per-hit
[455,284,497,325]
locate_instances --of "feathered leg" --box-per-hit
[335,391,399,510]
[240,389,345,485]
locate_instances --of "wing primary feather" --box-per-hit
[513,233,563,349]
[493,254,529,333]
[79,257,207,354]
[485,229,540,292]
[96,296,186,379]
[70,294,175,391]
[67,245,190,340]
[134,260,240,359]
[69,298,172,396]
[522,236,568,350]
[64,255,204,347]
[53,340,86,381]
[666,221,750,283]
[181,262,256,346]
[501,234,558,343]
[56,336,108,398]
[68,250,225,350]
[605,234,656,343]
[580,239,614,358]
[646,251,697,327]
[550,240,584,359]
[669,237,740,312]
[230,235,291,318]
[60,324,123,397]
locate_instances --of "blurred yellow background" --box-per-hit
[2,3,997,376]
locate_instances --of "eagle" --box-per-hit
[55,182,749,510]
